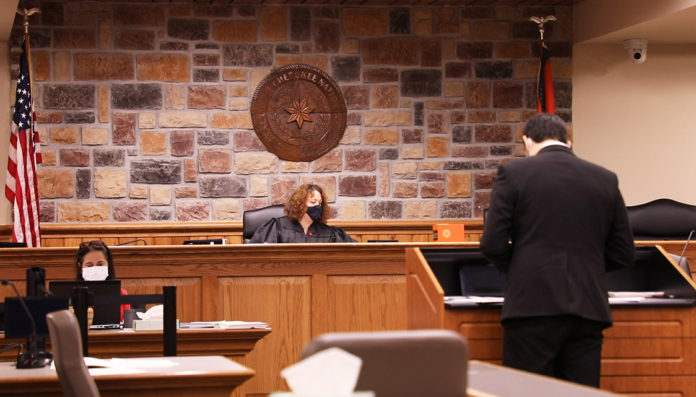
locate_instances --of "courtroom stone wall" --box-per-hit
[9,1,573,223]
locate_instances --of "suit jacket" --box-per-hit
[480,145,634,325]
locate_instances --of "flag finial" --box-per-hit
[529,15,557,42]
[17,7,41,35]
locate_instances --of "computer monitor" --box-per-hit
[48,280,122,325]
[421,247,506,296]
[4,296,69,339]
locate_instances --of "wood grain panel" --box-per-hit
[218,276,311,396]
[325,275,407,332]
[406,246,696,396]
[121,277,202,322]
[0,220,485,247]
[601,374,696,396]
[608,321,682,338]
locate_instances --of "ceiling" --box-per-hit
[2,0,695,44]
[581,4,696,44]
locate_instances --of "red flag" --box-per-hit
[536,44,555,114]
[5,39,41,247]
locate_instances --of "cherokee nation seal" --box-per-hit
[250,64,347,162]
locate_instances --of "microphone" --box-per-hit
[1,279,51,368]
[117,238,148,246]
[677,230,695,274]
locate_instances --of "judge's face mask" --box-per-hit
[306,205,322,222]
[82,266,109,281]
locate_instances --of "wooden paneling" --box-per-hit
[0,220,483,248]
[0,243,421,397]
[406,246,696,396]
[122,277,202,322]
[326,275,406,332]
[219,276,311,394]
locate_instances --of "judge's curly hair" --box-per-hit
[285,184,329,223]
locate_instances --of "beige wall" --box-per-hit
[0,40,10,224]
[572,43,696,206]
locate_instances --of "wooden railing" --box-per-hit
[0,220,484,247]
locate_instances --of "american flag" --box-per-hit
[5,39,42,247]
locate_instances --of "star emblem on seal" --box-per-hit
[285,98,314,128]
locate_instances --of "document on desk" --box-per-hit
[608,291,665,298]
[180,320,269,329]
[84,357,180,375]
[444,296,504,305]
[215,320,269,329]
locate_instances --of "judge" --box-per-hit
[250,184,356,243]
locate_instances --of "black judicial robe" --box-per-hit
[249,216,356,243]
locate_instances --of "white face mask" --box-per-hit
[82,266,109,281]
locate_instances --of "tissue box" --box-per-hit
[133,319,180,331]
[269,393,375,397]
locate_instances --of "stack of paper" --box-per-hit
[214,321,269,329]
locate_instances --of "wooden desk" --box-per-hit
[468,360,621,396]
[0,243,418,396]
[407,245,696,396]
[0,327,271,360]
[0,355,253,397]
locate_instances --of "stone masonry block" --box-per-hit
[74,53,134,80]
[50,127,80,144]
[363,37,418,65]
[213,199,243,221]
[38,168,74,198]
[111,84,162,109]
[235,152,279,174]
[160,111,208,128]
[137,54,190,82]
[261,7,288,41]
[140,131,167,155]
[95,168,127,198]
[405,200,437,218]
[58,202,110,222]
[199,148,233,173]
[343,8,388,36]
[44,85,95,109]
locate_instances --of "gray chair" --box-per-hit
[242,204,285,243]
[301,329,469,397]
[46,309,100,397]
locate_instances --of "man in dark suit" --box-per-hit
[480,113,635,387]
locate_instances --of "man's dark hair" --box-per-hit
[523,113,568,143]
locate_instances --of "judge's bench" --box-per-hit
[0,219,695,396]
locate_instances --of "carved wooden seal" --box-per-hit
[250,64,347,162]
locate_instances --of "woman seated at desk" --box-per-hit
[250,184,356,243]
[75,240,130,322]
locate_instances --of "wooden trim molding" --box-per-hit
[0,220,484,247]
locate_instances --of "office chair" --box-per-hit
[301,329,469,397]
[46,309,100,397]
[242,204,285,243]
[627,198,696,240]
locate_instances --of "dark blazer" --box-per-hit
[480,145,635,325]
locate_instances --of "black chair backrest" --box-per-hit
[242,204,285,243]
[626,198,696,240]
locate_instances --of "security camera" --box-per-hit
[623,39,647,64]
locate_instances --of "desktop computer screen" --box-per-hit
[4,296,69,339]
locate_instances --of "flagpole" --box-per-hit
[529,15,557,115]
[10,5,42,247]
[18,6,40,110]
